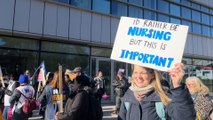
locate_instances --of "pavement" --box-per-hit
[102,103,118,120]
[29,103,118,120]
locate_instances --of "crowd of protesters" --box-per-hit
[0,66,105,120]
[0,63,212,120]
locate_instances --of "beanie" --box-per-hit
[18,74,29,84]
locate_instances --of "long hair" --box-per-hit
[49,71,67,88]
[186,76,209,95]
[131,65,171,105]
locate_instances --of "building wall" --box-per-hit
[0,0,119,46]
[0,0,213,60]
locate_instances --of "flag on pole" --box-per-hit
[37,61,46,86]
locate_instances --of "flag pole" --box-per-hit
[0,66,5,88]
[36,81,41,99]
[58,65,63,112]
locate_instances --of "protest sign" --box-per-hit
[111,17,188,71]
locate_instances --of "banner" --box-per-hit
[111,17,188,71]
[37,61,46,86]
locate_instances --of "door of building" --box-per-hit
[90,57,113,103]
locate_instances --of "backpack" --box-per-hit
[18,91,38,114]
[124,101,166,120]
[87,92,103,120]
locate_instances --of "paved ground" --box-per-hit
[102,104,117,120]
[29,103,117,120]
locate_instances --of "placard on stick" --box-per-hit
[110,17,188,71]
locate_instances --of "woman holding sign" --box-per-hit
[118,63,195,120]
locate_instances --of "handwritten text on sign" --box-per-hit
[110,17,188,71]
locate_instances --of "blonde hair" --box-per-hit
[186,76,209,95]
[131,65,171,105]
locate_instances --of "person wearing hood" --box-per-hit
[9,74,35,120]
[56,74,92,120]
[118,63,195,120]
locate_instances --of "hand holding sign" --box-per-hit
[167,63,185,88]
[111,17,188,71]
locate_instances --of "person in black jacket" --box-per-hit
[112,70,129,115]
[56,75,92,120]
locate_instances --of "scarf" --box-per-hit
[130,83,154,102]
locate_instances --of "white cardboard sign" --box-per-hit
[110,17,188,71]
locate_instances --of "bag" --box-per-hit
[88,93,103,120]
[22,97,37,114]
[18,91,38,114]
[102,92,109,100]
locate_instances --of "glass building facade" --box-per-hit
[49,0,213,91]
[54,0,213,37]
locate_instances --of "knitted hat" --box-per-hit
[70,67,82,73]
[18,74,29,84]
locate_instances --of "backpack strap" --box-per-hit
[16,89,32,99]
[124,102,130,111]
[155,102,166,120]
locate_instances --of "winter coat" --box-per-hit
[112,77,129,97]
[118,85,196,120]
[9,85,35,120]
[58,89,90,120]
[38,85,56,120]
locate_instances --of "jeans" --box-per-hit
[3,106,9,120]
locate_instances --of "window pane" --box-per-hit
[41,41,90,55]
[158,13,169,22]
[143,0,156,9]
[182,20,192,32]
[57,0,69,4]
[129,0,142,5]
[211,16,213,25]
[0,49,38,79]
[211,27,213,37]
[201,6,209,13]
[210,9,213,14]
[181,7,191,19]
[172,0,180,2]
[41,52,89,74]
[157,0,169,13]
[202,25,210,36]
[192,23,201,34]
[112,2,127,16]
[93,0,110,14]
[71,0,91,10]
[0,36,38,50]
[91,47,112,57]
[170,17,181,24]
[191,3,200,10]
[181,0,190,5]
[144,10,156,20]
[170,3,180,16]
[182,57,192,64]
[192,10,201,22]
[129,6,142,18]
[201,13,210,24]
